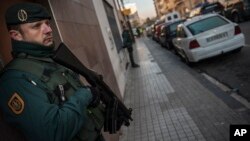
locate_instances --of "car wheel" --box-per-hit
[172,47,178,55]
[173,45,180,56]
[160,42,164,47]
[232,47,242,53]
[166,42,171,50]
[232,13,240,23]
[182,53,194,67]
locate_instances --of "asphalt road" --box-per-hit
[192,20,250,102]
[144,35,250,120]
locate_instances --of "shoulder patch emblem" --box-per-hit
[8,93,24,115]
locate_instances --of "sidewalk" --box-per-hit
[120,38,249,141]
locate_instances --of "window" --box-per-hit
[202,3,224,14]
[174,14,178,19]
[167,16,172,20]
[187,16,229,35]
[103,1,123,52]
[169,21,183,33]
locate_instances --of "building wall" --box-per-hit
[0,0,33,66]
[156,0,169,16]
[0,1,34,141]
[92,0,128,99]
[175,1,186,18]
[153,0,159,17]
[154,0,179,16]
[48,0,123,98]
[174,0,211,18]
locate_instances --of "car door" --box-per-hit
[160,26,166,45]
[173,25,188,56]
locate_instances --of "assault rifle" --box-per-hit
[52,43,133,134]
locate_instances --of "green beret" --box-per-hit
[5,2,51,26]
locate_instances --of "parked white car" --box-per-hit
[173,13,245,64]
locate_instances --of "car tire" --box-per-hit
[182,53,194,67]
[232,47,242,53]
[161,42,165,47]
[173,45,180,56]
[172,47,178,55]
[166,42,171,50]
[160,42,166,47]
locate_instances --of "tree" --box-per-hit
[146,17,151,23]
[132,20,140,27]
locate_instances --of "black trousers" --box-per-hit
[126,46,136,66]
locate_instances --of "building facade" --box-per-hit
[174,0,210,18]
[0,0,128,140]
[154,0,176,17]
[153,0,223,18]
[122,3,141,27]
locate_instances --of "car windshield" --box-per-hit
[187,16,229,35]
[202,3,223,14]
[245,0,250,5]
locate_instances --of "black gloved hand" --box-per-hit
[88,86,101,108]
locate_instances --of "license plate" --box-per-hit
[206,32,228,42]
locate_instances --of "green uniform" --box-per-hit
[0,40,104,141]
[122,29,139,67]
[122,29,133,52]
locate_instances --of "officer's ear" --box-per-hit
[9,30,23,41]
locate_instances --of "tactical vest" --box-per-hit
[2,55,105,141]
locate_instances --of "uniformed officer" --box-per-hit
[0,2,105,141]
[122,25,139,68]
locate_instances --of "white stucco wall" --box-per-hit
[92,0,128,98]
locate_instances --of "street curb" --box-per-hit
[231,93,250,109]
[202,72,250,109]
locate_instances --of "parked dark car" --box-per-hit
[224,0,250,23]
[189,2,225,18]
[153,23,165,42]
[152,19,165,41]
[159,19,185,50]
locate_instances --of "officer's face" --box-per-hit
[17,19,53,46]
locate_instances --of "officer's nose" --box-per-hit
[42,22,52,34]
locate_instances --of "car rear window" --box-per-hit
[187,16,229,35]
[245,0,250,5]
[169,21,183,33]
[202,3,224,14]
[173,14,178,19]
